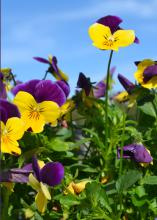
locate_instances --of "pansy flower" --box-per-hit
[134,59,157,89]
[0,99,25,155]
[29,156,64,213]
[77,72,93,96]
[65,180,90,195]
[13,79,70,133]
[117,144,153,164]
[88,15,137,51]
[33,55,68,81]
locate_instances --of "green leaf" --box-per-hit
[138,102,156,118]
[59,194,80,207]
[116,170,142,192]
[142,176,157,185]
[49,138,69,151]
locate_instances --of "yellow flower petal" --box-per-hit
[39,101,60,124]
[6,117,25,140]
[13,91,37,112]
[40,182,51,200]
[28,174,40,191]
[113,30,135,48]
[88,23,112,50]
[35,191,47,213]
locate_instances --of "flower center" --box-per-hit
[103,35,115,47]
[28,105,41,120]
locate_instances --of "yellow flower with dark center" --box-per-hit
[14,91,60,133]
[134,59,157,89]
[1,117,25,155]
[88,23,135,51]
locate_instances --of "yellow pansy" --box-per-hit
[13,91,60,133]
[0,117,25,155]
[88,23,135,51]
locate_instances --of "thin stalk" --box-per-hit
[2,187,10,220]
[105,50,113,148]
[43,70,49,80]
[10,72,16,86]
[118,112,126,214]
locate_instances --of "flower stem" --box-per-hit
[105,50,113,148]
[2,187,10,220]
[43,70,49,80]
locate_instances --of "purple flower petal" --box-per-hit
[12,79,40,96]
[33,57,50,64]
[143,65,157,83]
[56,80,70,97]
[51,56,59,74]
[34,80,66,106]
[97,15,122,33]
[77,73,92,96]
[117,144,153,163]
[32,156,41,182]
[0,171,29,183]
[40,162,64,186]
[110,66,116,77]
[118,74,135,93]
[93,81,106,98]
[0,99,20,123]
[134,36,140,44]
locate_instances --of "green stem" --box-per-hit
[105,50,113,148]
[2,187,10,220]
[43,70,49,80]
[118,112,126,214]
[10,72,16,86]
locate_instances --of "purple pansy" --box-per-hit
[97,15,139,44]
[118,74,135,94]
[12,79,70,106]
[117,144,153,163]
[32,156,64,187]
[93,81,106,98]
[0,99,20,123]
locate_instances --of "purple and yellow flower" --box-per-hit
[13,79,70,133]
[134,59,157,89]
[33,55,68,81]
[0,99,25,155]
[117,144,153,164]
[29,156,64,213]
[88,15,136,51]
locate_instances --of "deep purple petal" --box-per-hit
[0,99,20,123]
[12,79,41,97]
[56,80,70,97]
[143,65,157,83]
[118,74,135,93]
[34,80,66,106]
[77,73,92,96]
[51,56,59,74]
[32,156,41,182]
[97,15,122,33]
[133,145,153,163]
[93,81,106,98]
[134,36,140,44]
[40,162,64,186]
[33,57,50,64]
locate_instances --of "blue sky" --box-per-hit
[2,0,157,94]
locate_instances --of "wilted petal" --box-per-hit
[97,15,122,33]
[40,162,64,186]
[56,80,70,97]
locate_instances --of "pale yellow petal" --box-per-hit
[35,191,47,213]
[28,174,40,191]
[40,182,51,200]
